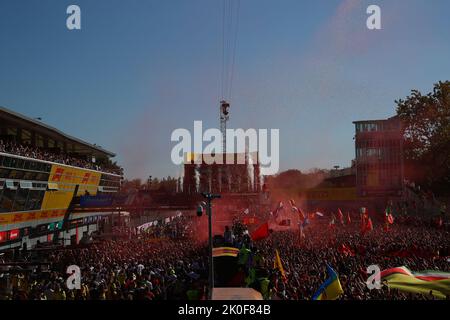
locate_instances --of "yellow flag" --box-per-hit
[274,249,286,279]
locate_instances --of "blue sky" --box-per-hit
[0,0,449,179]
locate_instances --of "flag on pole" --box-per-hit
[346,212,351,225]
[312,265,344,300]
[337,209,344,225]
[274,249,287,280]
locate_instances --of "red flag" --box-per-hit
[346,212,351,225]
[338,244,355,257]
[366,217,373,231]
[361,217,373,234]
[337,209,344,224]
[250,222,270,241]
[387,214,394,225]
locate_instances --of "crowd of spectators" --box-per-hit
[230,212,450,300]
[1,236,208,300]
[0,139,121,175]
[1,210,449,300]
[142,216,195,240]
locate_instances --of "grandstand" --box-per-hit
[0,106,122,251]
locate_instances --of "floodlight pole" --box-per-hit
[202,192,221,300]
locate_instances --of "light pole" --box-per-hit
[200,192,221,299]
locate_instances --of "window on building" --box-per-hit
[0,188,16,212]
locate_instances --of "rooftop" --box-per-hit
[0,106,115,157]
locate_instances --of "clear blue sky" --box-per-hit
[1,0,449,179]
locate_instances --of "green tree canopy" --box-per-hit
[396,81,450,193]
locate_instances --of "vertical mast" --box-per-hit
[220,100,230,153]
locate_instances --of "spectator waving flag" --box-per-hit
[312,264,344,300]
[273,249,287,281]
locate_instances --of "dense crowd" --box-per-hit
[141,216,195,240]
[0,139,121,174]
[250,215,450,300]
[0,210,449,300]
[1,236,208,300]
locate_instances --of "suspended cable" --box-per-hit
[228,0,241,100]
[219,0,240,102]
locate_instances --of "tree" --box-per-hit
[121,178,143,192]
[396,81,450,193]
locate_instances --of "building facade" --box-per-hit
[183,152,261,195]
[353,116,404,198]
[0,107,121,251]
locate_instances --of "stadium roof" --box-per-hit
[352,115,399,124]
[0,106,115,157]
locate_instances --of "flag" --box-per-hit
[289,199,305,220]
[338,244,355,257]
[297,207,306,220]
[361,217,373,234]
[274,249,287,280]
[387,214,394,225]
[366,217,373,231]
[312,265,344,300]
[272,201,284,219]
[250,222,270,241]
[380,266,450,299]
[337,209,344,224]
[315,211,324,217]
[212,247,240,258]
[346,212,351,225]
